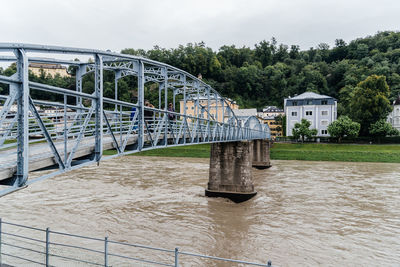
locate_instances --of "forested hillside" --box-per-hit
[122,31,400,114]
[1,31,400,117]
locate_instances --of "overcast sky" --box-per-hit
[1,0,399,52]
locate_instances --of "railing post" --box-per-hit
[164,67,168,146]
[174,247,179,267]
[14,48,29,187]
[0,218,2,264]
[64,94,68,166]
[45,227,49,267]
[138,60,144,151]
[94,54,103,163]
[183,75,187,145]
[104,236,108,267]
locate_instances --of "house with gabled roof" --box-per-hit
[284,92,337,137]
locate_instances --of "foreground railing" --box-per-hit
[0,218,273,266]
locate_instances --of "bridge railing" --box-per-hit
[0,218,273,267]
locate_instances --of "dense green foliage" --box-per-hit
[121,31,400,110]
[349,75,392,135]
[292,119,317,142]
[369,119,399,138]
[327,116,360,143]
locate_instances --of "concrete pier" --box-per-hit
[205,141,257,203]
[252,139,271,169]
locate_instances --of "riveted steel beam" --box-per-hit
[14,49,29,187]
[94,54,103,163]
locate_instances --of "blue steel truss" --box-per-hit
[0,43,270,196]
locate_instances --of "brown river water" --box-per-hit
[1,157,400,266]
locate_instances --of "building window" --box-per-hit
[306,111,312,116]
[291,111,297,116]
[321,130,328,135]
[321,100,328,105]
[292,101,298,106]
[306,100,312,105]
[321,120,328,126]
[321,110,328,116]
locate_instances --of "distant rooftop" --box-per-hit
[29,63,66,69]
[184,96,237,104]
[263,106,283,112]
[288,92,332,100]
[233,108,257,117]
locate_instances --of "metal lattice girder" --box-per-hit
[84,60,140,77]
[103,110,121,153]
[0,43,270,196]
[29,97,65,170]
[66,107,94,167]
[120,110,138,152]
[0,78,18,129]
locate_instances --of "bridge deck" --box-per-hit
[0,131,217,181]
[0,134,137,181]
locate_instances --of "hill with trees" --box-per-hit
[121,31,400,113]
[1,31,400,136]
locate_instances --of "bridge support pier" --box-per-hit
[252,139,271,169]
[205,141,257,203]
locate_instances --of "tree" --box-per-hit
[292,119,317,142]
[275,114,286,136]
[349,75,392,136]
[369,119,399,142]
[327,116,360,143]
[337,84,355,116]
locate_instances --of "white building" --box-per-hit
[387,96,400,131]
[284,92,337,137]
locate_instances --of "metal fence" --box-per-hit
[0,218,273,267]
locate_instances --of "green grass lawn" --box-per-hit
[271,143,400,163]
[104,142,400,163]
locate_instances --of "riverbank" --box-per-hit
[104,142,400,163]
[271,143,400,163]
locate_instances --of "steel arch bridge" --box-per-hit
[0,43,270,196]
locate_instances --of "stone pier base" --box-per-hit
[205,141,257,203]
[252,139,271,169]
